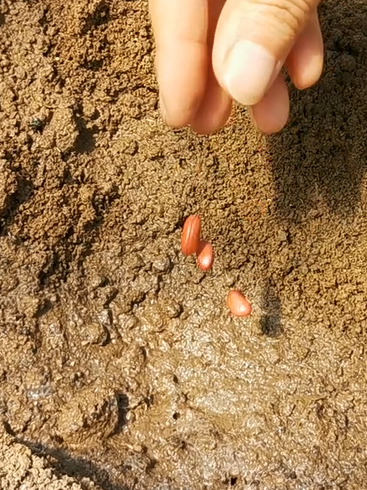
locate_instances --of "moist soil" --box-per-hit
[1,1,367,489]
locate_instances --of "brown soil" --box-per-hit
[1,0,367,489]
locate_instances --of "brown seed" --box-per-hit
[226,290,252,317]
[196,240,214,271]
[181,215,201,256]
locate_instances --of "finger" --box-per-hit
[190,0,232,134]
[250,73,290,134]
[286,11,324,90]
[212,0,321,107]
[190,71,233,134]
[149,0,208,127]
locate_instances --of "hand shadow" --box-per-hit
[268,0,367,225]
[260,281,283,338]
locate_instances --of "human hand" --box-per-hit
[149,0,324,134]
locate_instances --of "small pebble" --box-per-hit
[80,322,108,346]
[223,272,237,287]
[165,299,183,319]
[117,313,138,332]
[181,215,201,256]
[196,240,214,271]
[152,255,171,272]
[226,290,252,317]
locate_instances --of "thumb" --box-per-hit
[213,0,320,106]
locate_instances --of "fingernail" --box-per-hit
[223,40,279,106]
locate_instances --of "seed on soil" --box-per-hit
[181,215,201,256]
[226,290,252,317]
[196,240,214,271]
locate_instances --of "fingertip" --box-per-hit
[290,52,324,91]
[190,78,232,134]
[156,45,207,127]
[150,0,209,128]
[250,74,289,134]
[286,12,324,90]
[191,106,232,134]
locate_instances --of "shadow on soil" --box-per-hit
[259,0,367,332]
[21,440,129,490]
[10,393,131,490]
[268,0,367,226]
[260,281,283,338]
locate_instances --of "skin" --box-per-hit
[149,0,324,135]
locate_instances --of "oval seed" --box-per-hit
[181,215,201,256]
[196,240,214,271]
[226,290,252,317]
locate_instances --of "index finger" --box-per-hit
[149,0,208,127]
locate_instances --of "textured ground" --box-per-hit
[1,0,367,489]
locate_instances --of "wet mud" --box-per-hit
[1,0,367,489]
